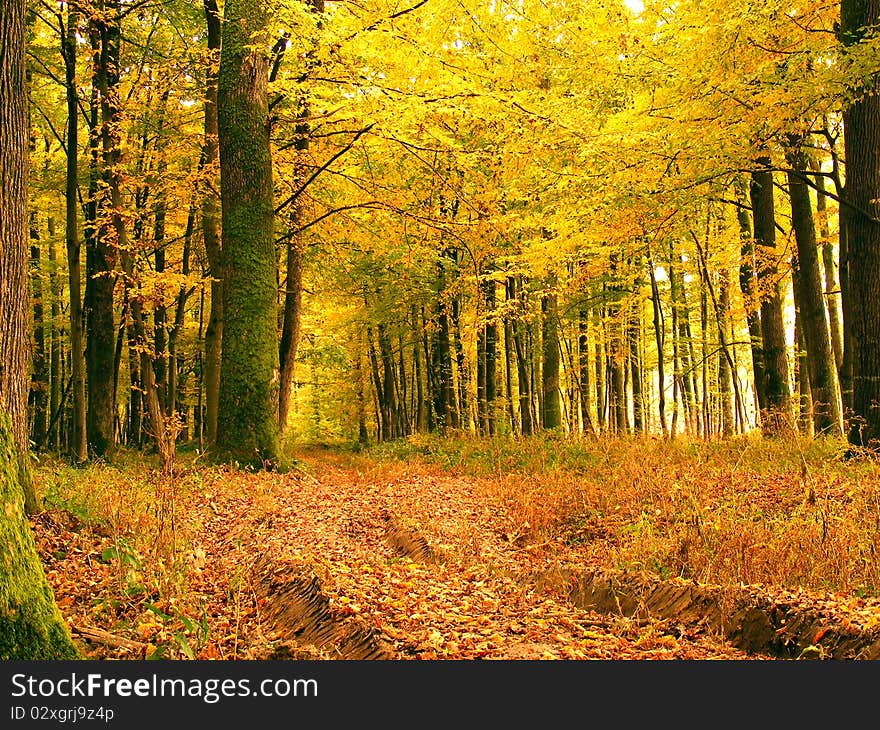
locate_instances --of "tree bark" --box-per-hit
[85,2,122,459]
[202,0,222,445]
[47,217,62,451]
[0,0,79,657]
[215,0,280,467]
[750,159,793,433]
[785,141,843,435]
[29,213,48,448]
[61,2,87,463]
[541,278,561,430]
[840,0,880,448]
[734,182,765,426]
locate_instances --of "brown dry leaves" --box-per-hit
[32,450,751,660]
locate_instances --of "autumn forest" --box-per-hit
[2,0,880,664]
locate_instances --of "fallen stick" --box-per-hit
[72,625,146,651]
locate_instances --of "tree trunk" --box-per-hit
[202,0,222,445]
[840,0,880,448]
[0,0,79,657]
[734,182,766,426]
[578,305,596,436]
[484,279,497,436]
[785,141,843,435]
[215,0,280,467]
[85,3,122,459]
[278,235,303,434]
[541,279,561,430]
[814,166,844,371]
[29,213,48,448]
[47,217,62,451]
[510,279,533,435]
[503,280,518,434]
[751,159,793,433]
[793,285,814,436]
[648,252,668,437]
[61,3,87,463]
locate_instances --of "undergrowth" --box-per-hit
[361,432,880,597]
[32,448,216,658]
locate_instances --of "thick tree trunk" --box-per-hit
[785,143,843,435]
[751,159,793,432]
[215,0,280,467]
[840,0,880,448]
[0,0,78,657]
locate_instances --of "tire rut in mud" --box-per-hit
[382,511,443,563]
[252,558,395,660]
[535,568,880,659]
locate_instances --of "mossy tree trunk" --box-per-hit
[0,0,79,658]
[216,0,280,467]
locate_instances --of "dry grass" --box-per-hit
[33,448,209,610]
[367,432,880,597]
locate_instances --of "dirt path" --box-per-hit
[188,451,751,660]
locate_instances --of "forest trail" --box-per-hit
[183,450,750,660]
[35,448,880,661]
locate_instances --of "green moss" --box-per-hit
[0,413,79,659]
[213,0,280,470]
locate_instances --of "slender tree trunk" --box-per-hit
[278,235,303,434]
[577,305,596,436]
[648,252,668,437]
[594,304,606,432]
[786,142,843,435]
[215,0,280,466]
[793,283,814,436]
[367,328,387,441]
[85,3,122,459]
[451,293,469,430]
[503,281,518,434]
[29,213,48,448]
[734,183,765,425]
[510,279,533,435]
[484,279,497,436]
[47,217,61,451]
[541,278,561,430]
[814,166,844,371]
[751,159,793,432]
[61,3,87,463]
[202,0,222,445]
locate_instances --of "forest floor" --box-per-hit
[29,435,880,661]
